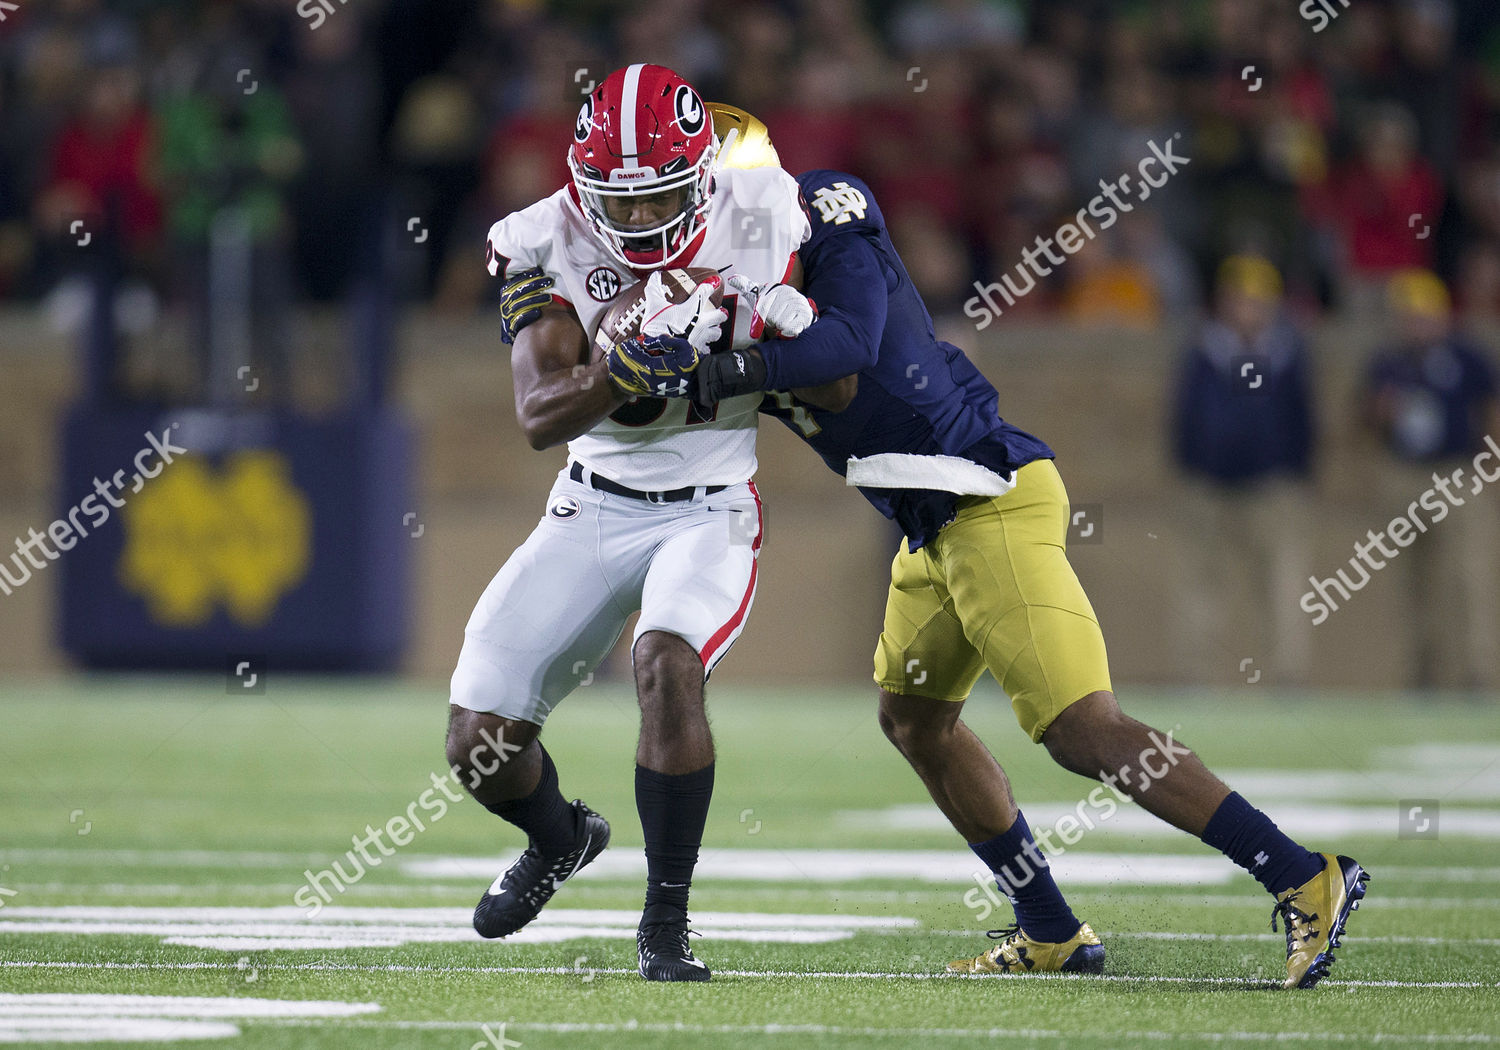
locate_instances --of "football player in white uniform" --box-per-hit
[446,64,819,982]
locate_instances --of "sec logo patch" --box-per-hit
[548,495,582,520]
[586,267,622,302]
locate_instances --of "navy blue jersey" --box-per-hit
[1363,339,1497,461]
[758,169,1052,549]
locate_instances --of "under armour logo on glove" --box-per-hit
[654,377,690,397]
[605,333,701,398]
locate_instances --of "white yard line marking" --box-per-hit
[0,995,381,1019]
[839,802,1500,839]
[4,847,1495,888]
[2,960,1493,989]
[1212,766,1500,803]
[0,849,318,869]
[1078,893,1500,909]
[262,1019,1500,1044]
[0,906,916,951]
[885,930,1500,947]
[0,905,914,927]
[403,851,1239,886]
[0,994,381,1045]
[0,1019,244,1042]
[1102,931,1500,947]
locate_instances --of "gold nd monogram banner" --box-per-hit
[118,451,312,628]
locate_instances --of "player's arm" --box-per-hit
[780,257,858,412]
[694,236,886,408]
[792,375,858,412]
[761,235,887,388]
[511,303,627,450]
[504,268,718,447]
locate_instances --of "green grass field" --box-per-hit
[2,678,1498,1047]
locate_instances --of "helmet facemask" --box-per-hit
[569,140,718,269]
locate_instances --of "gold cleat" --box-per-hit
[947,922,1105,975]
[1272,852,1370,990]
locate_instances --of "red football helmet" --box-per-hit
[569,64,718,269]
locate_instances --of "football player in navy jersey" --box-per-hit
[497,114,1368,990]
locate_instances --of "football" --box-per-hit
[591,266,724,358]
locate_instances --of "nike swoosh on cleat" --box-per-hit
[552,832,593,890]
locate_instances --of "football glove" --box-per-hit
[499,267,554,344]
[640,271,728,353]
[690,346,769,411]
[605,334,702,398]
[726,274,816,339]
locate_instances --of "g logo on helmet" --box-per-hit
[549,495,582,520]
[574,96,594,143]
[673,85,705,135]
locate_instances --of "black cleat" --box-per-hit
[637,903,711,982]
[473,800,610,939]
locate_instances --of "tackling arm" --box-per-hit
[511,304,627,450]
[759,235,887,389]
[691,253,870,412]
[782,256,858,411]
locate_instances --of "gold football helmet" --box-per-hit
[709,103,781,171]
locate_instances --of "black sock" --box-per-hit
[636,762,714,913]
[485,745,577,858]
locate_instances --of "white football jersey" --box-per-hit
[487,166,809,488]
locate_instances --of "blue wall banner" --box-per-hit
[56,406,414,671]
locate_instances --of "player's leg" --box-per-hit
[447,481,628,938]
[876,690,1016,841]
[953,459,1368,988]
[1042,690,1369,988]
[627,485,762,981]
[873,541,1101,975]
[635,629,715,773]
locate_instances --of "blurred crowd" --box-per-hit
[5,0,1498,686]
[5,0,1500,322]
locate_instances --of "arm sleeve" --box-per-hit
[758,234,888,390]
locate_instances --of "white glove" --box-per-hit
[727,274,816,339]
[641,271,728,353]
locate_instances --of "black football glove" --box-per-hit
[690,346,769,411]
[499,267,554,344]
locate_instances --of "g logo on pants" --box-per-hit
[548,495,581,520]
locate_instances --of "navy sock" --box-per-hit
[485,746,577,858]
[969,810,1081,943]
[1200,791,1324,895]
[636,762,715,912]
